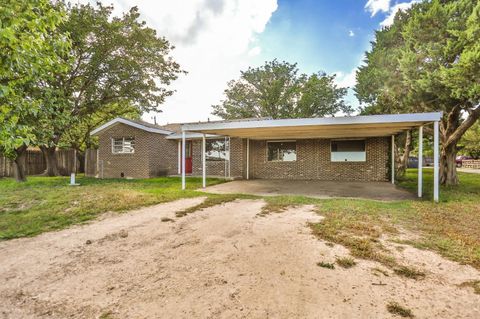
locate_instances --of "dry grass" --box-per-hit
[386,301,414,318]
[393,266,426,280]
[316,261,335,269]
[459,280,480,294]
[175,194,254,217]
[0,176,225,240]
[336,256,356,268]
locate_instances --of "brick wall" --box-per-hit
[97,124,389,182]
[249,137,389,182]
[97,123,178,178]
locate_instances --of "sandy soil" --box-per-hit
[0,198,479,318]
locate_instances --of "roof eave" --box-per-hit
[90,118,174,136]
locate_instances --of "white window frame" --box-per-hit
[205,138,229,161]
[266,140,297,162]
[330,138,366,162]
[111,137,135,154]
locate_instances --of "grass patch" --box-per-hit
[393,266,426,280]
[317,261,335,269]
[0,175,225,240]
[336,256,356,268]
[161,217,175,223]
[175,193,255,217]
[386,301,414,318]
[459,280,480,294]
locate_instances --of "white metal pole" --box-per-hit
[418,126,423,198]
[246,138,250,180]
[228,137,231,178]
[224,137,227,178]
[202,134,206,188]
[181,131,186,190]
[177,140,181,175]
[391,135,395,184]
[433,121,439,202]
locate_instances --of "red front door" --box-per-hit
[185,141,193,174]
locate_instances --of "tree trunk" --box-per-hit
[40,145,59,176]
[396,130,412,178]
[76,150,85,173]
[13,145,28,182]
[440,143,459,185]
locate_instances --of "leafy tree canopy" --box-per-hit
[0,0,69,158]
[355,0,480,185]
[212,60,351,119]
[35,1,184,175]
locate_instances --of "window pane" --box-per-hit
[267,146,279,161]
[112,137,135,153]
[331,140,365,152]
[331,140,365,162]
[268,141,296,162]
[206,139,227,161]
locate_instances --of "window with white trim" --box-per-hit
[112,137,135,154]
[267,141,297,162]
[331,139,366,162]
[206,139,229,161]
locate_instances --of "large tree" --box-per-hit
[212,60,351,119]
[37,2,183,175]
[458,121,480,159]
[0,0,69,181]
[356,0,480,185]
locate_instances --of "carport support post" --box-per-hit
[391,135,395,184]
[433,121,439,202]
[246,138,250,180]
[202,134,206,188]
[177,140,181,175]
[181,131,186,190]
[418,126,423,198]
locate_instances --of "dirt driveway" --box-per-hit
[0,198,479,318]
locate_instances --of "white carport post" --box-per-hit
[181,131,186,190]
[202,134,206,188]
[391,135,395,184]
[433,121,439,202]
[177,140,181,175]
[418,126,423,198]
[246,138,250,180]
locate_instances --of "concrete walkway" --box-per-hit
[458,168,480,174]
[202,179,416,201]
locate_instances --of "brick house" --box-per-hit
[91,112,442,201]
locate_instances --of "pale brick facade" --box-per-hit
[96,122,390,182]
[249,137,389,181]
[97,123,178,179]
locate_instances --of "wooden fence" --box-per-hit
[0,149,84,177]
[84,148,99,177]
[463,160,480,169]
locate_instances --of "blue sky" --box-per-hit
[252,0,412,110]
[100,0,416,123]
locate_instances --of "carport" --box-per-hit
[180,112,443,202]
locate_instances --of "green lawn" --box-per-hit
[262,169,480,270]
[0,175,225,240]
[1,170,479,271]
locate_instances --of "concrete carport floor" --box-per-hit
[202,179,416,201]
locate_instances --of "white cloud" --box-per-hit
[248,46,262,56]
[348,30,355,37]
[364,0,391,17]
[380,1,419,27]
[82,0,278,123]
[334,70,357,89]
